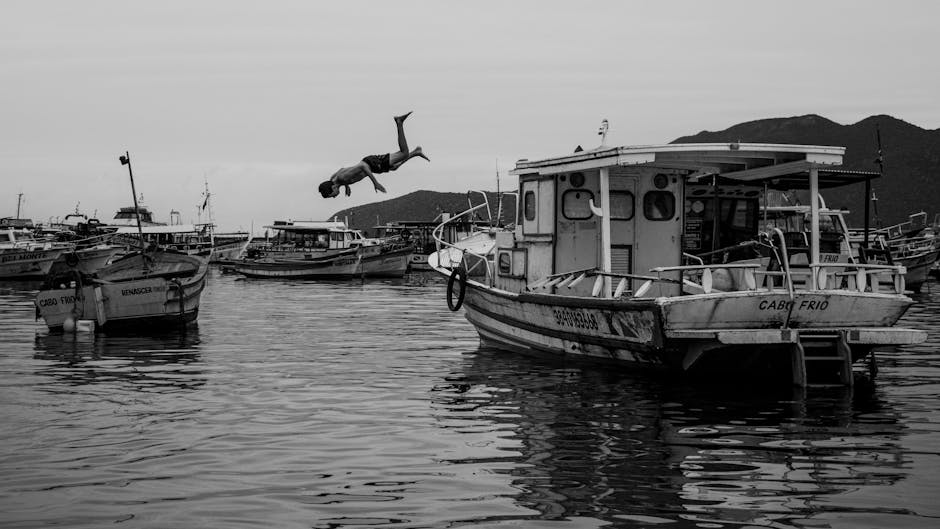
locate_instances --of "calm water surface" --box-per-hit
[1,270,938,528]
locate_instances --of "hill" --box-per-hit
[673,114,940,226]
[330,190,516,235]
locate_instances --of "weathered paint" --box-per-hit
[36,264,208,329]
[658,290,912,330]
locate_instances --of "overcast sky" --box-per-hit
[4,0,938,232]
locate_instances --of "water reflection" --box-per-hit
[433,348,907,528]
[32,327,205,391]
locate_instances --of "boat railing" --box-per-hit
[527,268,678,298]
[432,202,496,281]
[887,235,938,256]
[525,258,908,300]
[467,191,492,223]
[877,211,928,240]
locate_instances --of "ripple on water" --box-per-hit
[0,272,938,527]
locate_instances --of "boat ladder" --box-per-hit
[790,331,855,387]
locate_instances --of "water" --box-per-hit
[1,271,938,528]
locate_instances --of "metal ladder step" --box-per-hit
[791,332,854,387]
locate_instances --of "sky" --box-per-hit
[3,0,939,232]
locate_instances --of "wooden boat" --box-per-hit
[34,150,209,331]
[232,220,412,279]
[0,227,66,279]
[849,212,940,292]
[36,250,208,331]
[429,141,927,387]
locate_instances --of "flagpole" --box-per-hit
[203,177,215,248]
[119,151,146,254]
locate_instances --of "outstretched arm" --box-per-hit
[361,163,386,193]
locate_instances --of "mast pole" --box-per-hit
[866,126,883,248]
[204,177,215,247]
[120,151,146,254]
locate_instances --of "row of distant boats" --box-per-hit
[3,191,489,332]
[6,141,940,389]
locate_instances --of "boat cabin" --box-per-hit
[111,205,161,227]
[264,220,374,251]
[491,143,878,297]
[113,224,212,255]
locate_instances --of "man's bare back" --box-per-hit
[327,162,385,197]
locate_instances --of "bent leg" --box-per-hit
[389,147,430,171]
[393,112,412,154]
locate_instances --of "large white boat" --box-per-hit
[429,141,927,387]
[232,220,412,279]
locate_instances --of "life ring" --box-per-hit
[65,252,80,268]
[446,267,467,311]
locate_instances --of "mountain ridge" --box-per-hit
[672,114,940,226]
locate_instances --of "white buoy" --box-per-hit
[62,316,76,333]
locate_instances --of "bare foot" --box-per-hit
[413,146,430,162]
[394,111,413,123]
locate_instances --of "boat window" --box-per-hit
[610,191,634,220]
[497,248,526,278]
[562,190,594,220]
[524,191,536,221]
[498,252,511,274]
[643,191,675,221]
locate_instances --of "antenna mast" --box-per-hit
[495,158,502,227]
[202,177,215,247]
[598,119,609,148]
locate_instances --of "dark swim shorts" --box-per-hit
[361,153,391,174]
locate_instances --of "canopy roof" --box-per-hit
[511,142,879,189]
[264,221,352,232]
[114,224,200,234]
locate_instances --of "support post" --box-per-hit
[599,167,612,297]
[791,341,806,387]
[809,166,820,289]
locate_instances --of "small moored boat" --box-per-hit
[34,150,210,331]
[36,250,209,331]
[232,220,412,279]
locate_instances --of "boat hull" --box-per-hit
[453,276,925,380]
[462,284,668,368]
[35,253,208,331]
[234,247,412,279]
[894,247,939,292]
[209,240,250,263]
[0,248,66,279]
[409,253,432,271]
[48,246,122,277]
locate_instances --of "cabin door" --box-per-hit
[610,175,637,290]
[554,171,599,296]
[634,173,682,296]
